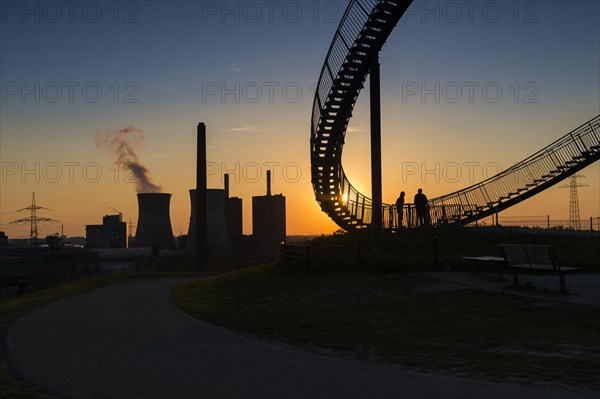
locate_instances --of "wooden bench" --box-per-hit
[499,244,578,294]
[461,256,506,279]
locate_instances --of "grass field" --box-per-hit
[173,263,600,391]
[2,228,598,396]
[307,227,600,272]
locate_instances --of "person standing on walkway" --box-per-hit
[395,191,405,229]
[414,188,428,227]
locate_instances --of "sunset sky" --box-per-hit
[1,0,599,238]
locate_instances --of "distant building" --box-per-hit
[252,171,286,245]
[252,195,286,244]
[103,214,128,248]
[226,197,243,245]
[86,214,127,249]
[0,231,8,247]
[46,233,62,249]
[85,225,104,248]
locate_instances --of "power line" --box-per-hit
[37,192,124,212]
[559,175,589,230]
[9,192,58,244]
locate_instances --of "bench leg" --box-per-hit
[513,271,518,286]
[559,273,567,294]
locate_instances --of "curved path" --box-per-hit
[6,278,597,399]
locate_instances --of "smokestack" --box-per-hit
[135,193,175,249]
[224,174,230,199]
[267,170,272,196]
[196,123,208,270]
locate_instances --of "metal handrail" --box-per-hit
[401,115,600,228]
[432,116,599,202]
[312,0,410,230]
[310,0,599,231]
[336,110,598,229]
[311,0,378,128]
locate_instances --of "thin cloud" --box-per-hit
[223,146,269,152]
[228,65,244,73]
[226,126,271,133]
[226,58,276,73]
[219,140,244,146]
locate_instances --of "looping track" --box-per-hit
[310,0,600,230]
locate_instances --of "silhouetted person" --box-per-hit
[395,191,405,228]
[18,279,26,295]
[414,188,428,227]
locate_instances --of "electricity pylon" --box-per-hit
[9,193,58,245]
[559,175,588,230]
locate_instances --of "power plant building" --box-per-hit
[185,181,243,254]
[252,171,286,245]
[186,189,232,254]
[134,193,175,249]
[225,196,243,246]
[0,231,8,247]
[86,214,127,248]
[223,173,243,247]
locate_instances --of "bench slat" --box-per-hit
[500,244,560,271]
[499,244,578,294]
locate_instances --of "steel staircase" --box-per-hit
[424,115,600,227]
[310,1,600,231]
[311,0,414,230]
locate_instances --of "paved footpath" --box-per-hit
[6,278,598,399]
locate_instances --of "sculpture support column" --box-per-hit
[370,54,382,246]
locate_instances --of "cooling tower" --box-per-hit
[135,193,175,249]
[186,189,231,253]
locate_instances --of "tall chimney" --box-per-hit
[196,123,208,270]
[266,170,272,196]
[224,174,230,199]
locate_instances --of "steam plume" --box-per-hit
[95,127,162,193]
